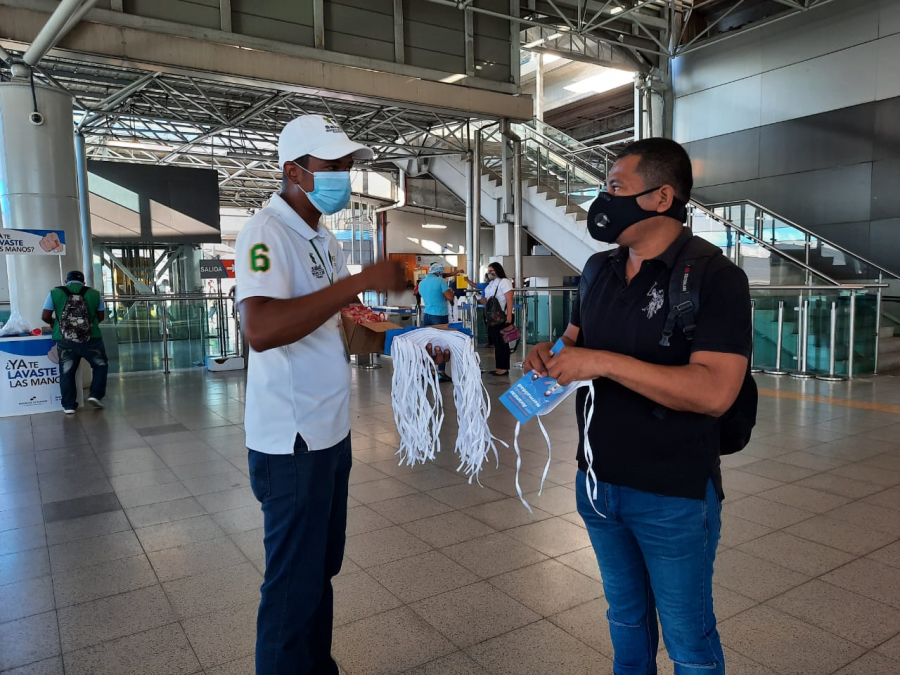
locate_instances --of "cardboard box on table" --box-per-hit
[340,315,404,355]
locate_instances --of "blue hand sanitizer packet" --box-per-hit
[499,339,586,423]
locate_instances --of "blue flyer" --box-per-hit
[499,339,587,423]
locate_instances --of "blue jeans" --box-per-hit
[249,434,352,675]
[57,338,108,410]
[423,314,449,372]
[576,471,724,675]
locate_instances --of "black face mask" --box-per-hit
[587,186,688,243]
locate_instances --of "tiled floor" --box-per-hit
[1,365,899,674]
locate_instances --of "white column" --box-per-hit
[0,82,83,329]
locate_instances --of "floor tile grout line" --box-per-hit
[713,550,900,654]
[33,422,67,675]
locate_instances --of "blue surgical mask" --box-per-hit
[294,164,352,215]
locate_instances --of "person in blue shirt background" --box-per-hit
[418,262,454,382]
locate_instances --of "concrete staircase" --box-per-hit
[422,153,612,272]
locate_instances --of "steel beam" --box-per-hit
[393,0,404,64]
[0,0,523,99]
[23,0,96,66]
[219,0,232,33]
[313,0,325,49]
[510,0,520,86]
[464,7,475,77]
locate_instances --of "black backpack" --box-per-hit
[484,284,508,328]
[57,285,94,344]
[579,236,757,455]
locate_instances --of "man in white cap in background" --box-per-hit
[236,115,440,674]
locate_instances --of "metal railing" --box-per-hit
[99,293,241,375]
[710,200,900,284]
[508,282,888,379]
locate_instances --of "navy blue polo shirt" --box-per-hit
[571,228,752,500]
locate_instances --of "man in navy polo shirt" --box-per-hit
[525,138,751,675]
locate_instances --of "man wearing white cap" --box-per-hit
[235,115,418,674]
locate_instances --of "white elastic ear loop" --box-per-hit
[582,381,606,518]
[510,381,555,512]
[390,328,501,483]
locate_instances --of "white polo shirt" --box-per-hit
[235,194,351,454]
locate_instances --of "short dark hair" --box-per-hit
[616,138,693,201]
[488,262,508,279]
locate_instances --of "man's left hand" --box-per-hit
[546,347,604,386]
[425,343,451,366]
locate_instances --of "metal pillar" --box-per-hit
[500,122,513,220]
[875,273,883,375]
[764,301,790,376]
[74,132,93,286]
[750,300,762,374]
[633,75,644,142]
[848,293,856,379]
[547,292,554,341]
[465,155,474,280]
[471,130,482,280]
[534,52,544,121]
[790,298,814,379]
[160,301,170,375]
[817,301,848,382]
[512,137,523,291]
[356,354,382,370]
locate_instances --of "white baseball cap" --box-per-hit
[277,115,374,169]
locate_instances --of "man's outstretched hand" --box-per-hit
[425,343,451,366]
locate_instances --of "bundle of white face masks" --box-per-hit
[390,328,502,482]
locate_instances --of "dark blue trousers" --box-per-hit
[249,433,352,675]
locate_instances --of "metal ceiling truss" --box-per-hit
[423,0,837,72]
[1,51,476,209]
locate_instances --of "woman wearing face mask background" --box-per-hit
[468,262,514,375]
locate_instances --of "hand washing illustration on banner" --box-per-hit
[0,229,66,255]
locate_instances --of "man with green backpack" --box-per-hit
[41,270,109,414]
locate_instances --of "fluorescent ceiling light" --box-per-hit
[564,68,635,94]
[610,6,624,14]
[440,73,467,83]
[548,33,563,40]
[107,140,176,152]
[523,38,545,49]
[422,223,447,229]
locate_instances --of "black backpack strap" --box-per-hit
[76,285,90,297]
[659,236,722,347]
[579,249,616,316]
[660,259,700,346]
[57,285,73,297]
